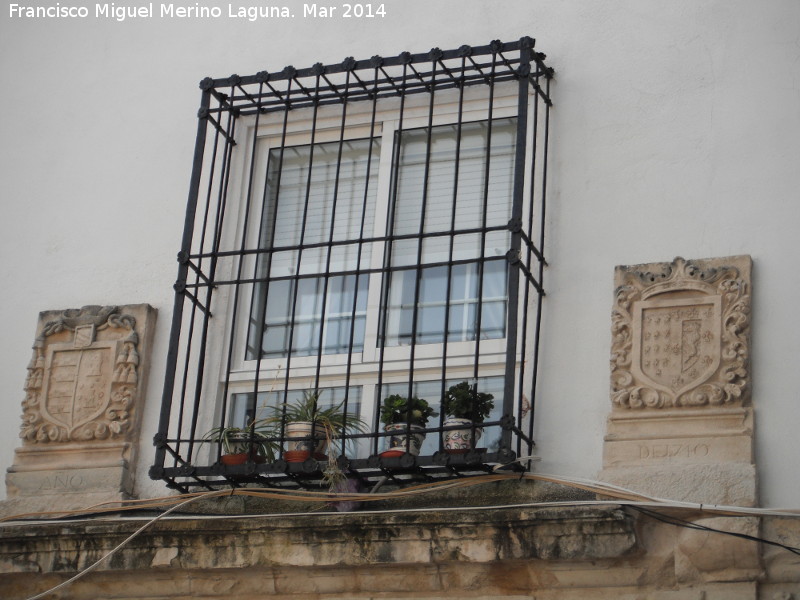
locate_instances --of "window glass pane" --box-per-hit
[384,117,514,346]
[247,136,378,359]
[249,274,368,358]
[384,262,507,346]
[391,117,517,267]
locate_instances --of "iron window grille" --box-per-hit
[150,38,553,492]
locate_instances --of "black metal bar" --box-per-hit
[374,59,409,456]
[437,56,468,448]
[183,259,213,285]
[501,38,533,454]
[278,73,323,448]
[248,75,294,426]
[519,92,537,458]
[202,40,528,89]
[341,69,379,459]
[527,75,552,448]
[174,102,225,467]
[216,81,267,456]
[189,222,511,261]
[516,69,539,458]
[404,54,439,452]
[153,88,211,474]
[471,50,498,385]
[179,288,210,315]
[206,112,237,146]
[190,255,509,290]
[312,70,351,393]
[231,73,522,117]
[518,229,546,264]
[516,260,545,296]
[186,96,238,462]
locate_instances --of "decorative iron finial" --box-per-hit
[519,36,534,49]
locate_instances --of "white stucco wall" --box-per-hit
[1,0,798,507]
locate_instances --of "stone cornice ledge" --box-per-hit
[0,505,638,573]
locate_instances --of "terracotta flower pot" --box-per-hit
[220,452,266,465]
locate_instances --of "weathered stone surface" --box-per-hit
[761,516,800,588]
[610,256,751,411]
[599,463,757,506]
[2,304,156,516]
[603,256,757,507]
[0,506,637,576]
[0,506,792,600]
[675,516,763,583]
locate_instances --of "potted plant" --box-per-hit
[441,381,494,453]
[379,394,437,457]
[203,423,279,466]
[263,390,367,463]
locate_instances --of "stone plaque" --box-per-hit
[4,305,156,516]
[611,256,751,410]
[19,306,148,443]
[602,256,756,506]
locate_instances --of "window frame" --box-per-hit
[221,97,521,431]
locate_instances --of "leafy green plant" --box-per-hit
[202,423,279,462]
[380,394,438,427]
[260,390,368,437]
[442,381,494,423]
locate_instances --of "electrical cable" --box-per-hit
[22,490,221,600]
[628,504,800,556]
[5,470,800,600]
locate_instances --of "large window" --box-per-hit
[151,38,553,491]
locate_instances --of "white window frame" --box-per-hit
[206,85,530,431]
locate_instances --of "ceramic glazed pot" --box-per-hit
[442,417,482,453]
[383,423,426,456]
[285,421,329,455]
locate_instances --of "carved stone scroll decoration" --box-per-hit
[20,305,141,443]
[610,256,751,410]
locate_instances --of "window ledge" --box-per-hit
[0,505,637,574]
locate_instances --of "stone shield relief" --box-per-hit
[20,306,142,443]
[611,256,751,409]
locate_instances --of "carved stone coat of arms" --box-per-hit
[611,256,751,410]
[20,305,150,443]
